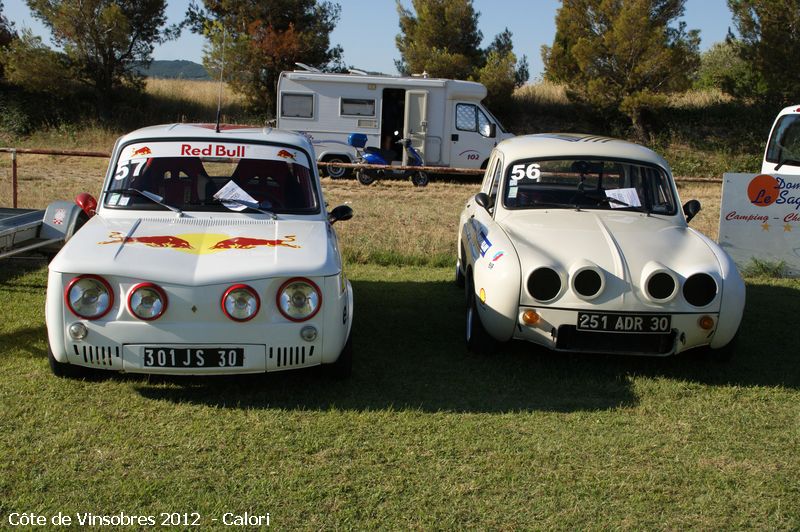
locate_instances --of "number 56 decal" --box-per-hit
[510,163,541,181]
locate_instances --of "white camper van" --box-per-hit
[276,68,513,178]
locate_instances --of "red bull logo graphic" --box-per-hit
[276,149,296,160]
[100,232,193,249]
[210,236,298,249]
[99,232,300,254]
[181,144,247,157]
[130,146,152,157]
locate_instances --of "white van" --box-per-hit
[763,104,800,174]
[276,67,513,178]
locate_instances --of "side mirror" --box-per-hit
[683,199,701,223]
[75,192,97,218]
[474,192,493,211]
[329,205,353,224]
[488,123,497,138]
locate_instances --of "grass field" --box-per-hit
[0,79,796,528]
[1,257,799,528]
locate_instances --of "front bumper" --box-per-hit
[512,307,719,356]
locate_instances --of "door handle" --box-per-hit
[451,134,459,141]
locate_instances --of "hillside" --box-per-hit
[140,60,210,80]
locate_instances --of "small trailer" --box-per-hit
[276,66,514,178]
[0,201,88,260]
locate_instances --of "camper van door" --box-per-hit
[403,90,428,165]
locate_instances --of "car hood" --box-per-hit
[50,215,339,285]
[499,210,722,303]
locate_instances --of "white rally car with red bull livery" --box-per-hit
[457,134,745,359]
[46,124,354,378]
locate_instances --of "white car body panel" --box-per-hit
[46,124,353,375]
[458,134,745,357]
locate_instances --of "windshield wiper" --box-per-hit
[530,200,583,210]
[106,188,183,216]
[212,197,277,219]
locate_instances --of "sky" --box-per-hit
[4,0,735,80]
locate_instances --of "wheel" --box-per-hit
[707,330,739,362]
[455,244,466,288]
[323,156,351,179]
[455,259,465,288]
[466,280,493,354]
[411,171,429,187]
[48,344,89,379]
[356,169,377,186]
[327,330,353,379]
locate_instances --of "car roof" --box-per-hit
[494,133,671,171]
[116,123,314,152]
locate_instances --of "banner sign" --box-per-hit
[719,173,800,276]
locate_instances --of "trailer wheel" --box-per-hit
[322,155,352,179]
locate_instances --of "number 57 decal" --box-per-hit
[510,163,541,181]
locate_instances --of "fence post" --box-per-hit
[11,149,17,208]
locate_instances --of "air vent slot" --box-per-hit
[73,344,121,366]
[268,346,315,367]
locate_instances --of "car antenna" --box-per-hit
[214,27,227,134]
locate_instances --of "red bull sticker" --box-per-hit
[117,142,309,168]
[130,146,152,157]
[98,232,300,254]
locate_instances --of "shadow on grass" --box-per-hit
[133,278,799,413]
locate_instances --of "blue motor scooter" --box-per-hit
[347,133,429,187]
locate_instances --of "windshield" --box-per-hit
[502,158,676,214]
[765,114,800,166]
[104,140,319,213]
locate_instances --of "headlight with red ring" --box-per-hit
[277,278,321,322]
[65,275,114,320]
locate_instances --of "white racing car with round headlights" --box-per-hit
[456,134,745,359]
[46,124,354,378]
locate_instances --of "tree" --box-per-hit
[25,0,175,115]
[186,0,343,116]
[542,0,700,140]
[0,1,15,50]
[694,41,765,98]
[395,0,483,79]
[0,29,71,93]
[485,28,529,87]
[727,0,800,104]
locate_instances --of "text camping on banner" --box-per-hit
[719,173,800,276]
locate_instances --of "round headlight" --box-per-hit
[128,283,167,320]
[572,268,604,299]
[222,284,260,322]
[646,271,677,301]
[65,275,113,320]
[683,273,717,307]
[527,267,562,302]
[277,277,322,322]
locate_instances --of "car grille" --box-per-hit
[269,346,315,368]
[555,326,675,355]
[73,344,121,366]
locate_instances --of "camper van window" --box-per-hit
[478,108,492,137]
[281,93,314,118]
[456,103,478,132]
[341,98,376,117]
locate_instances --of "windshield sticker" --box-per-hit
[118,142,310,168]
[605,188,642,209]
[213,181,258,212]
[98,232,300,254]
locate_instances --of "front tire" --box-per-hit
[411,171,429,187]
[356,169,377,186]
[466,280,493,354]
[327,330,353,379]
[48,344,89,379]
[708,331,739,362]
